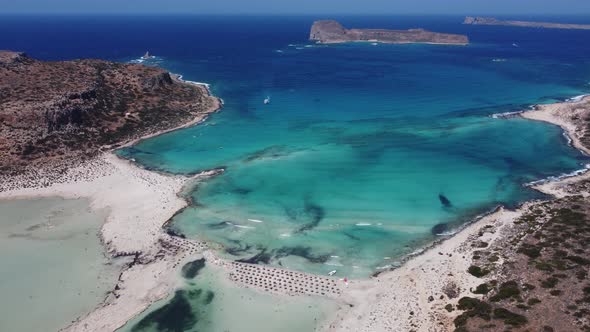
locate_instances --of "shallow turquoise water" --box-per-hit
[0,198,119,332]
[112,16,590,277]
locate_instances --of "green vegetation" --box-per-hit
[473,283,491,295]
[522,283,536,291]
[527,298,541,306]
[493,308,528,327]
[454,297,492,327]
[467,265,490,278]
[518,243,541,258]
[490,281,520,302]
[541,277,559,289]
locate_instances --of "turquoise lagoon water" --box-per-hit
[4,16,590,278]
[115,17,590,278]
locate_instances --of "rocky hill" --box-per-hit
[0,51,220,175]
[464,16,590,30]
[310,20,469,45]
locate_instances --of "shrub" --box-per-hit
[535,261,554,272]
[566,255,590,265]
[541,277,559,289]
[518,244,541,258]
[458,297,492,318]
[493,308,528,327]
[490,281,520,302]
[527,298,541,306]
[468,265,490,278]
[523,283,536,291]
[473,283,492,295]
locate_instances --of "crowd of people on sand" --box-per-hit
[159,234,209,268]
[0,157,114,192]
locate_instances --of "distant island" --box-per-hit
[0,51,220,175]
[310,20,469,45]
[464,16,590,30]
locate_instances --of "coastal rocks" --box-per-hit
[0,51,33,67]
[142,72,173,91]
[309,20,348,43]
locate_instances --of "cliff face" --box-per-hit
[0,51,219,174]
[310,20,469,45]
[463,16,590,30]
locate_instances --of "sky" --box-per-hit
[1,0,590,15]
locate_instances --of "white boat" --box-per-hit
[263,96,271,105]
[328,270,337,276]
[141,51,155,60]
[512,43,519,47]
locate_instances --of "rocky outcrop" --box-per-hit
[0,51,220,174]
[463,16,590,30]
[310,20,469,45]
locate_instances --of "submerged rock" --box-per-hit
[439,194,453,208]
[181,258,206,279]
[131,290,197,332]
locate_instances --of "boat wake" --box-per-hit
[490,110,524,119]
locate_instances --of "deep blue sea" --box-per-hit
[3,15,590,278]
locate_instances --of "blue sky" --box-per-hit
[2,0,590,15]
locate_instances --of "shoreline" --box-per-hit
[0,77,588,331]
[116,77,223,150]
[520,95,590,155]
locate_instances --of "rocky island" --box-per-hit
[309,20,469,45]
[464,16,590,30]
[0,51,220,176]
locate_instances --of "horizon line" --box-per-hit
[2,12,590,16]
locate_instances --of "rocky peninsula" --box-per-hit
[464,16,590,30]
[0,51,220,176]
[310,20,469,45]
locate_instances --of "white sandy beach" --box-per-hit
[521,96,590,155]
